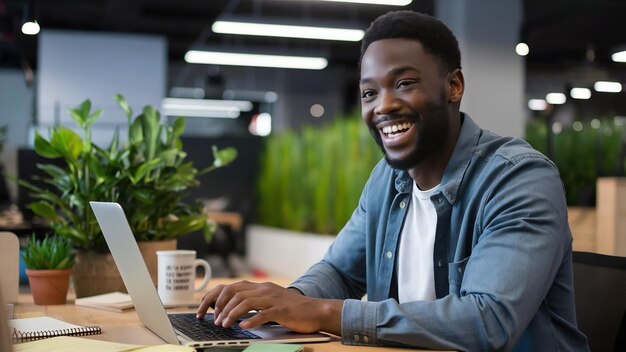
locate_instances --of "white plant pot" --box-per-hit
[246,225,336,280]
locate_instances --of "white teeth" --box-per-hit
[381,122,413,135]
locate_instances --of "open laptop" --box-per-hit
[90,201,332,348]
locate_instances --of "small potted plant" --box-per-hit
[22,235,75,305]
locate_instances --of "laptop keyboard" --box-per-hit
[168,313,262,342]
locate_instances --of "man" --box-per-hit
[198,11,589,351]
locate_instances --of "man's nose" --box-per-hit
[374,90,401,116]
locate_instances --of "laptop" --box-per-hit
[90,201,332,348]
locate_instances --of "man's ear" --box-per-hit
[448,69,464,104]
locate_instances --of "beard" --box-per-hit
[369,90,450,170]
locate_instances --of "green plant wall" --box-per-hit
[257,112,381,234]
[525,118,624,206]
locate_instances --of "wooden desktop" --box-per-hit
[13,277,438,351]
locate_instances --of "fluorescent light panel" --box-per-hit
[528,99,547,111]
[594,81,622,93]
[612,50,626,62]
[570,88,591,100]
[185,50,328,70]
[546,93,566,105]
[305,0,412,5]
[162,98,253,111]
[161,98,254,119]
[212,21,364,41]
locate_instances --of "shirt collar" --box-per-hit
[394,112,480,204]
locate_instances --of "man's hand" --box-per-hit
[196,281,343,335]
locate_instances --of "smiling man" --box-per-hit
[198,11,589,351]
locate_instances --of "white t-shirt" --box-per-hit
[397,182,439,303]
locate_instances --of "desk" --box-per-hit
[14,277,435,352]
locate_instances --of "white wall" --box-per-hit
[37,30,167,144]
[0,69,34,201]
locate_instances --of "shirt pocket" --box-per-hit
[448,256,470,295]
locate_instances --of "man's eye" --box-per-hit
[397,80,414,88]
[361,90,376,99]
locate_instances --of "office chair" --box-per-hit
[572,251,626,351]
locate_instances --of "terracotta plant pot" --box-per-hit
[73,240,177,298]
[26,269,72,305]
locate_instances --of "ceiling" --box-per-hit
[1,0,626,79]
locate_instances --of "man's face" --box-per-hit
[359,38,451,170]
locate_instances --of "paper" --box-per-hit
[243,343,304,352]
[75,292,134,312]
[13,336,196,352]
[9,316,102,342]
[9,316,83,333]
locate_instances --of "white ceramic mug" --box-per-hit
[156,250,211,306]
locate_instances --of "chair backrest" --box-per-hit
[572,251,626,352]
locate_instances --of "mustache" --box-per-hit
[372,112,420,126]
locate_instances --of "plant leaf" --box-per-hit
[30,201,60,222]
[34,131,61,158]
[115,94,133,119]
[212,146,237,167]
[68,99,91,128]
[50,128,83,162]
[85,107,104,126]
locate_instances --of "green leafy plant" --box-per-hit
[14,95,237,251]
[525,117,623,206]
[21,235,75,270]
[257,112,380,234]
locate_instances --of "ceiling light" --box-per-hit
[515,43,529,56]
[251,113,272,136]
[611,50,626,62]
[528,99,547,111]
[302,0,412,5]
[546,93,566,105]
[594,81,622,93]
[21,20,39,35]
[161,98,253,119]
[570,88,591,100]
[212,20,364,42]
[185,50,328,70]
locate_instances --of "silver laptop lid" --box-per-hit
[89,201,180,345]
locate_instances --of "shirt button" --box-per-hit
[363,336,369,343]
[386,251,393,259]
[458,267,463,273]
[438,197,444,203]
[354,334,360,342]
[399,201,406,209]
[438,259,443,267]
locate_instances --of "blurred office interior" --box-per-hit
[1,0,626,275]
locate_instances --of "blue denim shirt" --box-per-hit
[291,114,589,351]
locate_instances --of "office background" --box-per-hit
[1,0,626,265]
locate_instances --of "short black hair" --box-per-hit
[360,11,461,73]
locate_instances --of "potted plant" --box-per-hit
[14,95,236,297]
[22,235,75,305]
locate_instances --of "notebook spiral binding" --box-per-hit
[12,325,102,342]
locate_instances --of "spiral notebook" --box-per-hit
[9,316,102,342]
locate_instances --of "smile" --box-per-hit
[380,122,414,137]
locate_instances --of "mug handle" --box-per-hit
[194,259,212,291]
